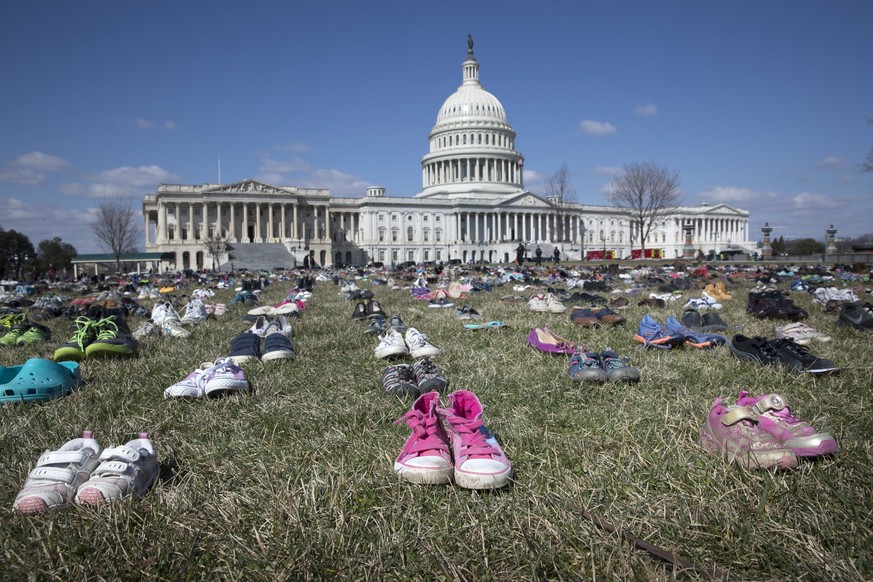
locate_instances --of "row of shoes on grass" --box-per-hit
[527,293,567,313]
[13,430,159,514]
[135,300,211,340]
[394,390,511,490]
[54,312,139,361]
[228,324,296,363]
[164,356,252,398]
[634,315,728,349]
[700,391,837,470]
[747,289,808,320]
[382,357,448,399]
[376,327,441,359]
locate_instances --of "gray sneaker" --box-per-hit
[600,350,640,382]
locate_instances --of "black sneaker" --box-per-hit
[700,312,729,332]
[681,309,704,329]
[85,315,138,358]
[836,302,873,331]
[229,331,261,364]
[262,332,295,361]
[412,357,448,394]
[381,364,418,397]
[388,314,407,333]
[766,338,838,373]
[367,316,388,335]
[367,300,386,318]
[54,316,100,362]
[359,289,374,300]
[729,334,783,366]
[351,302,367,321]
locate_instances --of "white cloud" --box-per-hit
[592,166,622,177]
[0,151,69,184]
[274,141,314,154]
[814,156,844,170]
[634,103,658,116]
[257,154,371,196]
[698,186,779,205]
[135,118,155,129]
[0,197,100,251]
[61,165,182,198]
[579,119,616,136]
[791,191,843,209]
[165,120,177,130]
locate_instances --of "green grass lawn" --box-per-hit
[1,274,871,580]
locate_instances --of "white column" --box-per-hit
[242,203,249,243]
[144,215,151,246]
[292,203,298,239]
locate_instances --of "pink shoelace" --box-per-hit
[444,415,498,458]
[394,410,449,456]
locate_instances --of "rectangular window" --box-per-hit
[435,216,441,222]
[424,250,430,261]
[391,249,398,262]
[392,230,398,242]
[379,250,385,261]
[435,230,442,242]
[435,249,442,261]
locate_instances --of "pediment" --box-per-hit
[205,179,291,195]
[500,192,554,209]
[699,203,748,217]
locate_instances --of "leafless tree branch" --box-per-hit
[90,198,141,271]
[608,162,681,255]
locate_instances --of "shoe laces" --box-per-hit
[415,358,441,378]
[443,413,498,457]
[407,330,430,349]
[769,338,812,358]
[393,409,448,454]
[67,316,98,346]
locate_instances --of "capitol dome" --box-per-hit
[419,37,524,198]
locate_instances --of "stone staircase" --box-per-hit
[220,243,295,272]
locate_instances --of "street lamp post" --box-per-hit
[580,223,587,264]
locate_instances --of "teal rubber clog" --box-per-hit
[0,358,83,404]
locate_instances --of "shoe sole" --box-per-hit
[261,350,296,361]
[394,462,453,485]
[569,370,608,382]
[230,354,261,365]
[376,346,409,359]
[453,465,513,490]
[410,348,441,358]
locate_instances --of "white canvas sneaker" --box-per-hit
[375,329,409,359]
[405,327,441,358]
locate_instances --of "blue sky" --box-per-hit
[1,0,871,253]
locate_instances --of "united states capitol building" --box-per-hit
[142,40,752,270]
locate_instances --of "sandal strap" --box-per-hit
[750,394,786,415]
[28,466,77,484]
[99,445,140,462]
[92,460,136,477]
[721,406,758,426]
[36,450,92,467]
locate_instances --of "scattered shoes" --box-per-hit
[633,315,686,349]
[729,335,838,373]
[665,315,727,349]
[568,350,639,382]
[75,433,159,506]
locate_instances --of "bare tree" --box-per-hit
[545,162,577,243]
[90,198,141,272]
[608,162,681,257]
[203,234,227,271]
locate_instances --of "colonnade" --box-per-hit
[423,158,522,188]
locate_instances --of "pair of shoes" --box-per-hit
[368,314,407,335]
[683,295,723,310]
[54,315,138,361]
[454,306,481,319]
[164,357,249,398]
[229,329,295,363]
[151,302,192,338]
[704,282,732,301]
[393,390,511,489]
[775,322,831,345]
[569,307,626,327]
[637,296,666,308]
[528,293,566,313]
[747,290,807,320]
[179,298,208,326]
[0,358,83,403]
[375,328,440,359]
[13,431,158,513]
[633,315,687,349]
[836,302,873,331]
[526,327,582,355]
[568,350,640,383]
[729,335,837,373]
[382,358,448,398]
[0,321,51,346]
[664,316,727,349]
[247,314,293,337]
[699,392,837,469]
[428,297,454,309]
[352,299,386,320]
[681,309,729,332]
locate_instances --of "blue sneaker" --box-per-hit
[600,350,640,382]
[568,352,608,382]
[665,316,727,349]
[633,315,685,349]
[229,331,261,364]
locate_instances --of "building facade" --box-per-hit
[142,41,752,270]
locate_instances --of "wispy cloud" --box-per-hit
[0,197,98,251]
[634,103,658,116]
[61,165,181,198]
[0,151,69,184]
[135,118,155,129]
[791,191,843,209]
[273,141,314,154]
[814,156,845,170]
[165,120,177,130]
[258,154,371,196]
[592,165,622,177]
[698,186,779,205]
[579,119,616,136]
